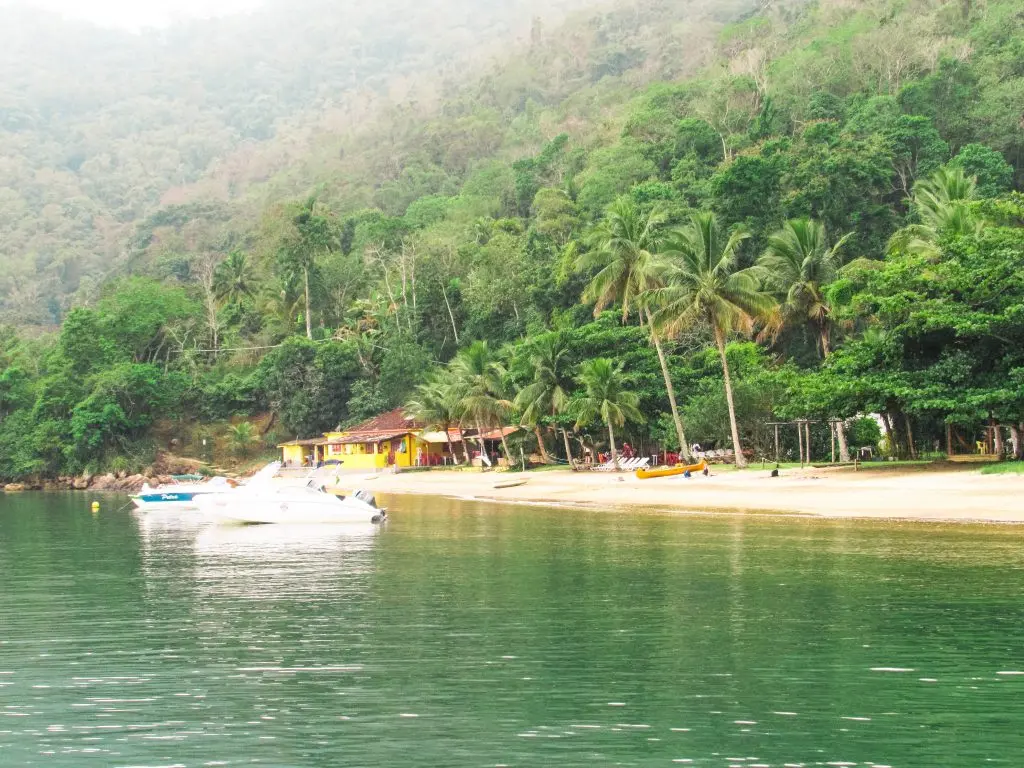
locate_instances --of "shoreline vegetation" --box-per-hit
[0,0,1022,487]
[368,463,1024,523]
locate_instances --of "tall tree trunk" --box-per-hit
[533,426,550,463]
[441,283,459,345]
[304,266,313,340]
[903,412,917,459]
[475,420,489,468]
[715,327,747,468]
[1010,424,1022,460]
[445,428,456,466]
[607,420,619,470]
[562,428,574,464]
[881,411,895,456]
[644,307,689,460]
[835,421,851,463]
[499,428,514,466]
[820,328,850,462]
[993,419,1004,457]
[457,427,470,465]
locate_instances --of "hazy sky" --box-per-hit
[2,0,266,29]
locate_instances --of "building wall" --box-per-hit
[280,444,306,466]
[321,432,452,470]
[334,453,388,471]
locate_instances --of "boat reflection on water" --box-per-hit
[195,521,380,559]
[192,522,381,601]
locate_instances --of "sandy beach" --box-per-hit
[363,464,1024,523]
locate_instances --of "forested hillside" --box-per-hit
[0,0,602,324]
[0,0,1022,481]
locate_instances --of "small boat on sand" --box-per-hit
[636,459,708,480]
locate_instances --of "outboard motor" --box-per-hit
[353,489,388,523]
[353,489,378,508]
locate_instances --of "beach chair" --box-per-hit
[634,457,650,470]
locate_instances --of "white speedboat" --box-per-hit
[196,476,387,525]
[131,475,234,510]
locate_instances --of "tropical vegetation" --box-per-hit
[0,0,1023,481]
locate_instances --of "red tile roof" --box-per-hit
[346,408,423,434]
[477,426,520,440]
[331,431,408,446]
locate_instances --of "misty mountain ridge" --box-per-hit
[0,0,610,324]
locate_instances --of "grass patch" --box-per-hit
[980,462,1024,475]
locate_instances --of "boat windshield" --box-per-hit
[278,485,330,497]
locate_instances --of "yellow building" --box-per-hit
[279,409,461,471]
[277,437,327,467]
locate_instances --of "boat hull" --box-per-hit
[197,493,385,525]
[132,477,233,510]
[636,460,707,480]
[132,491,205,510]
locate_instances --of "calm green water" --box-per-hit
[2,494,1024,767]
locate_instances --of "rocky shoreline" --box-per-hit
[1,454,226,494]
[4,473,181,493]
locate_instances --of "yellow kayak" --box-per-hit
[636,459,707,480]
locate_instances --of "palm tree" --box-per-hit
[514,333,576,464]
[888,166,984,257]
[655,212,775,468]
[260,272,305,330]
[574,358,643,469]
[450,341,514,464]
[279,196,334,339]
[760,219,851,356]
[226,422,260,458]
[759,218,853,461]
[405,378,468,465]
[214,250,254,306]
[578,196,689,458]
[914,166,977,228]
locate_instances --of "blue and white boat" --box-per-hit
[132,475,233,510]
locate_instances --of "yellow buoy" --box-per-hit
[91,501,100,513]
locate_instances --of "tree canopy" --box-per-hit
[0,0,1022,479]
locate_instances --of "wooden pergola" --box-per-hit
[766,419,848,467]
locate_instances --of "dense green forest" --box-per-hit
[1,0,1022,480]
